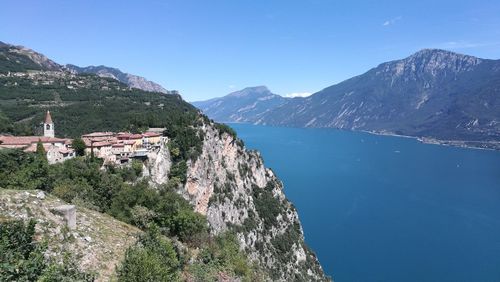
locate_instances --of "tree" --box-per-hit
[71,138,86,156]
[36,140,46,159]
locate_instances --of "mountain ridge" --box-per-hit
[0,40,168,94]
[65,64,169,94]
[194,49,500,149]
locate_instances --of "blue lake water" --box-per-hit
[230,123,500,282]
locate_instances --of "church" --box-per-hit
[0,111,75,164]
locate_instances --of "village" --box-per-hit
[0,110,165,164]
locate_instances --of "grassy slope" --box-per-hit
[0,189,140,281]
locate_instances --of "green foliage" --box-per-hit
[0,219,93,281]
[188,232,263,281]
[169,160,187,184]
[117,225,180,282]
[37,253,95,282]
[165,125,203,162]
[131,160,143,177]
[214,123,237,139]
[270,223,302,263]
[0,73,200,138]
[0,219,45,281]
[251,181,284,229]
[0,149,50,191]
[36,140,46,158]
[71,138,86,156]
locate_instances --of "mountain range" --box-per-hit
[0,41,168,93]
[193,49,500,149]
[65,64,168,93]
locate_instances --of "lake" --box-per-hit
[230,123,500,282]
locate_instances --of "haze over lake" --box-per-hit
[231,123,500,282]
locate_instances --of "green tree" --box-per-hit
[36,140,46,159]
[0,219,46,281]
[71,138,86,156]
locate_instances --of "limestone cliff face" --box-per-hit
[144,140,172,184]
[148,121,329,281]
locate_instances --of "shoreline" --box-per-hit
[362,130,500,151]
[224,122,500,152]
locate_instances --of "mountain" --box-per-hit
[192,86,288,122]
[0,41,62,73]
[196,49,500,149]
[0,41,168,94]
[0,42,329,281]
[65,64,169,94]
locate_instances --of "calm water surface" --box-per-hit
[231,123,500,282]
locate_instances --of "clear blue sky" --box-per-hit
[1,0,500,101]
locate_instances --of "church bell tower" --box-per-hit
[43,110,54,138]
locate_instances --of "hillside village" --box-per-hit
[0,110,164,164]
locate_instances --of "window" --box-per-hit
[46,124,51,130]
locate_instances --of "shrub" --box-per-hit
[117,225,180,282]
[0,219,93,281]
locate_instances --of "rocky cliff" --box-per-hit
[147,120,329,281]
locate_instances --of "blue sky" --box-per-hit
[1,0,500,101]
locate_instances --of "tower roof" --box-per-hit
[45,111,53,124]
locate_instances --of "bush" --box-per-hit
[0,219,93,281]
[188,232,262,281]
[117,225,180,281]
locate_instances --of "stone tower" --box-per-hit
[43,110,54,138]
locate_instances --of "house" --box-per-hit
[142,132,161,148]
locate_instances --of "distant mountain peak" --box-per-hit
[407,48,480,63]
[227,85,272,97]
[192,86,287,123]
[378,48,483,79]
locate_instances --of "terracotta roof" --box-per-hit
[117,133,132,139]
[143,132,161,137]
[82,132,115,138]
[24,143,74,154]
[92,141,113,147]
[45,111,53,124]
[129,134,143,139]
[0,136,69,146]
[24,143,51,153]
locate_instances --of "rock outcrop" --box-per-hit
[148,121,329,281]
